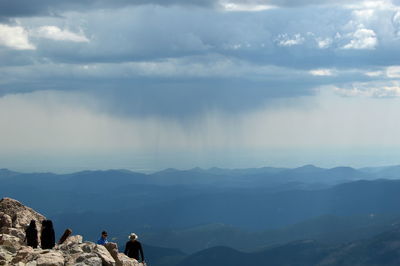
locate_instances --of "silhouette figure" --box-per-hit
[124,233,145,262]
[58,228,72,245]
[97,231,109,245]
[41,220,55,249]
[25,220,38,248]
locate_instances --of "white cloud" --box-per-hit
[342,27,377,49]
[316,37,332,49]
[221,3,274,11]
[276,33,305,47]
[344,0,395,10]
[309,69,335,76]
[393,10,400,37]
[0,24,35,50]
[34,26,89,43]
[219,0,275,11]
[333,81,400,98]
[386,66,400,78]
[364,70,383,77]
[352,9,375,21]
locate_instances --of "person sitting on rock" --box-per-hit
[97,231,109,245]
[41,219,55,249]
[25,220,38,248]
[124,233,145,263]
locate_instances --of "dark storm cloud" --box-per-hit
[0,76,314,117]
[22,5,394,71]
[0,0,215,17]
[0,58,374,118]
[0,0,365,18]
[20,7,329,65]
[1,1,400,118]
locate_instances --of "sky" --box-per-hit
[2,0,400,173]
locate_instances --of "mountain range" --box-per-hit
[2,164,400,265]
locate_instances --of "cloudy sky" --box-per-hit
[2,0,400,172]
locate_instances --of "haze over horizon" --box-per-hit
[2,0,400,172]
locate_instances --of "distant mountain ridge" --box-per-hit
[2,164,400,189]
[2,166,400,232]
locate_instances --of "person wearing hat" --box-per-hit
[124,233,145,263]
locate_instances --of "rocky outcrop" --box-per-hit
[0,198,142,266]
[0,198,46,232]
[0,197,46,246]
[104,242,136,266]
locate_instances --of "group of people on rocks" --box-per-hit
[25,219,56,249]
[24,220,145,263]
[97,230,145,263]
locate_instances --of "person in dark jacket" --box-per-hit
[25,220,38,248]
[124,233,145,262]
[41,220,55,249]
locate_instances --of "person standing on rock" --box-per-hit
[41,220,55,249]
[124,233,145,263]
[25,220,38,248]
[97,231,109,245]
